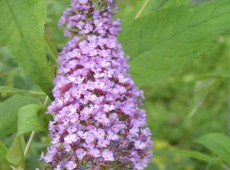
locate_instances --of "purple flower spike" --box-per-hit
[42,0,153,169]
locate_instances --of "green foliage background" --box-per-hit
[1,0,230,169]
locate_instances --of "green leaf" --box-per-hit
[6,136,25,168]
[0,95,37,137]
[165,149,214,162]
[0,0,54,99]
[119,0,230,86]
[0,86,46,96]
[0,141,8,163]
[195,133,230,164]
[17,104,46,136]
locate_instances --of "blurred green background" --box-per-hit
[1,0,230,169]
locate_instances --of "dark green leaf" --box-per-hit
[6,136,25,168]
[119,0,230,86]
[0,95,37,137]
[0,86,46,96]
[17,104,46,136]
[195,133,230,164]
[0,141,8,163]
[0,0,54,99]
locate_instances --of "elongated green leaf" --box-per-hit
[0,0,54,99]
[119,0,230,86]
[0,95,37,137]
[165,149,214,162]
[6,136,25,168]
[0,86,46,96]
[0,141,8,163]
[195,133,230,164]
[17,104,46,136]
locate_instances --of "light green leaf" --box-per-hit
[6,136,25,168]
[165,149,214,162]
[0,86,46,96]
[17,104,46,136]
[0,141,8,163]
[0,0,54,99]
[119,0,230,86]
[195,133,230,164]
[0,95,37,137]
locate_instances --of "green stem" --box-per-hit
[43,96,50,108]
[134,0,150,19]
[45,33,59,62]
[23,131,36,157]
[227,36,230,138]
[12,165,23,170]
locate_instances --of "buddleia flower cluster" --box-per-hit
[41,0,153,169]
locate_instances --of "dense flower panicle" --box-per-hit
[42,0,153,169]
